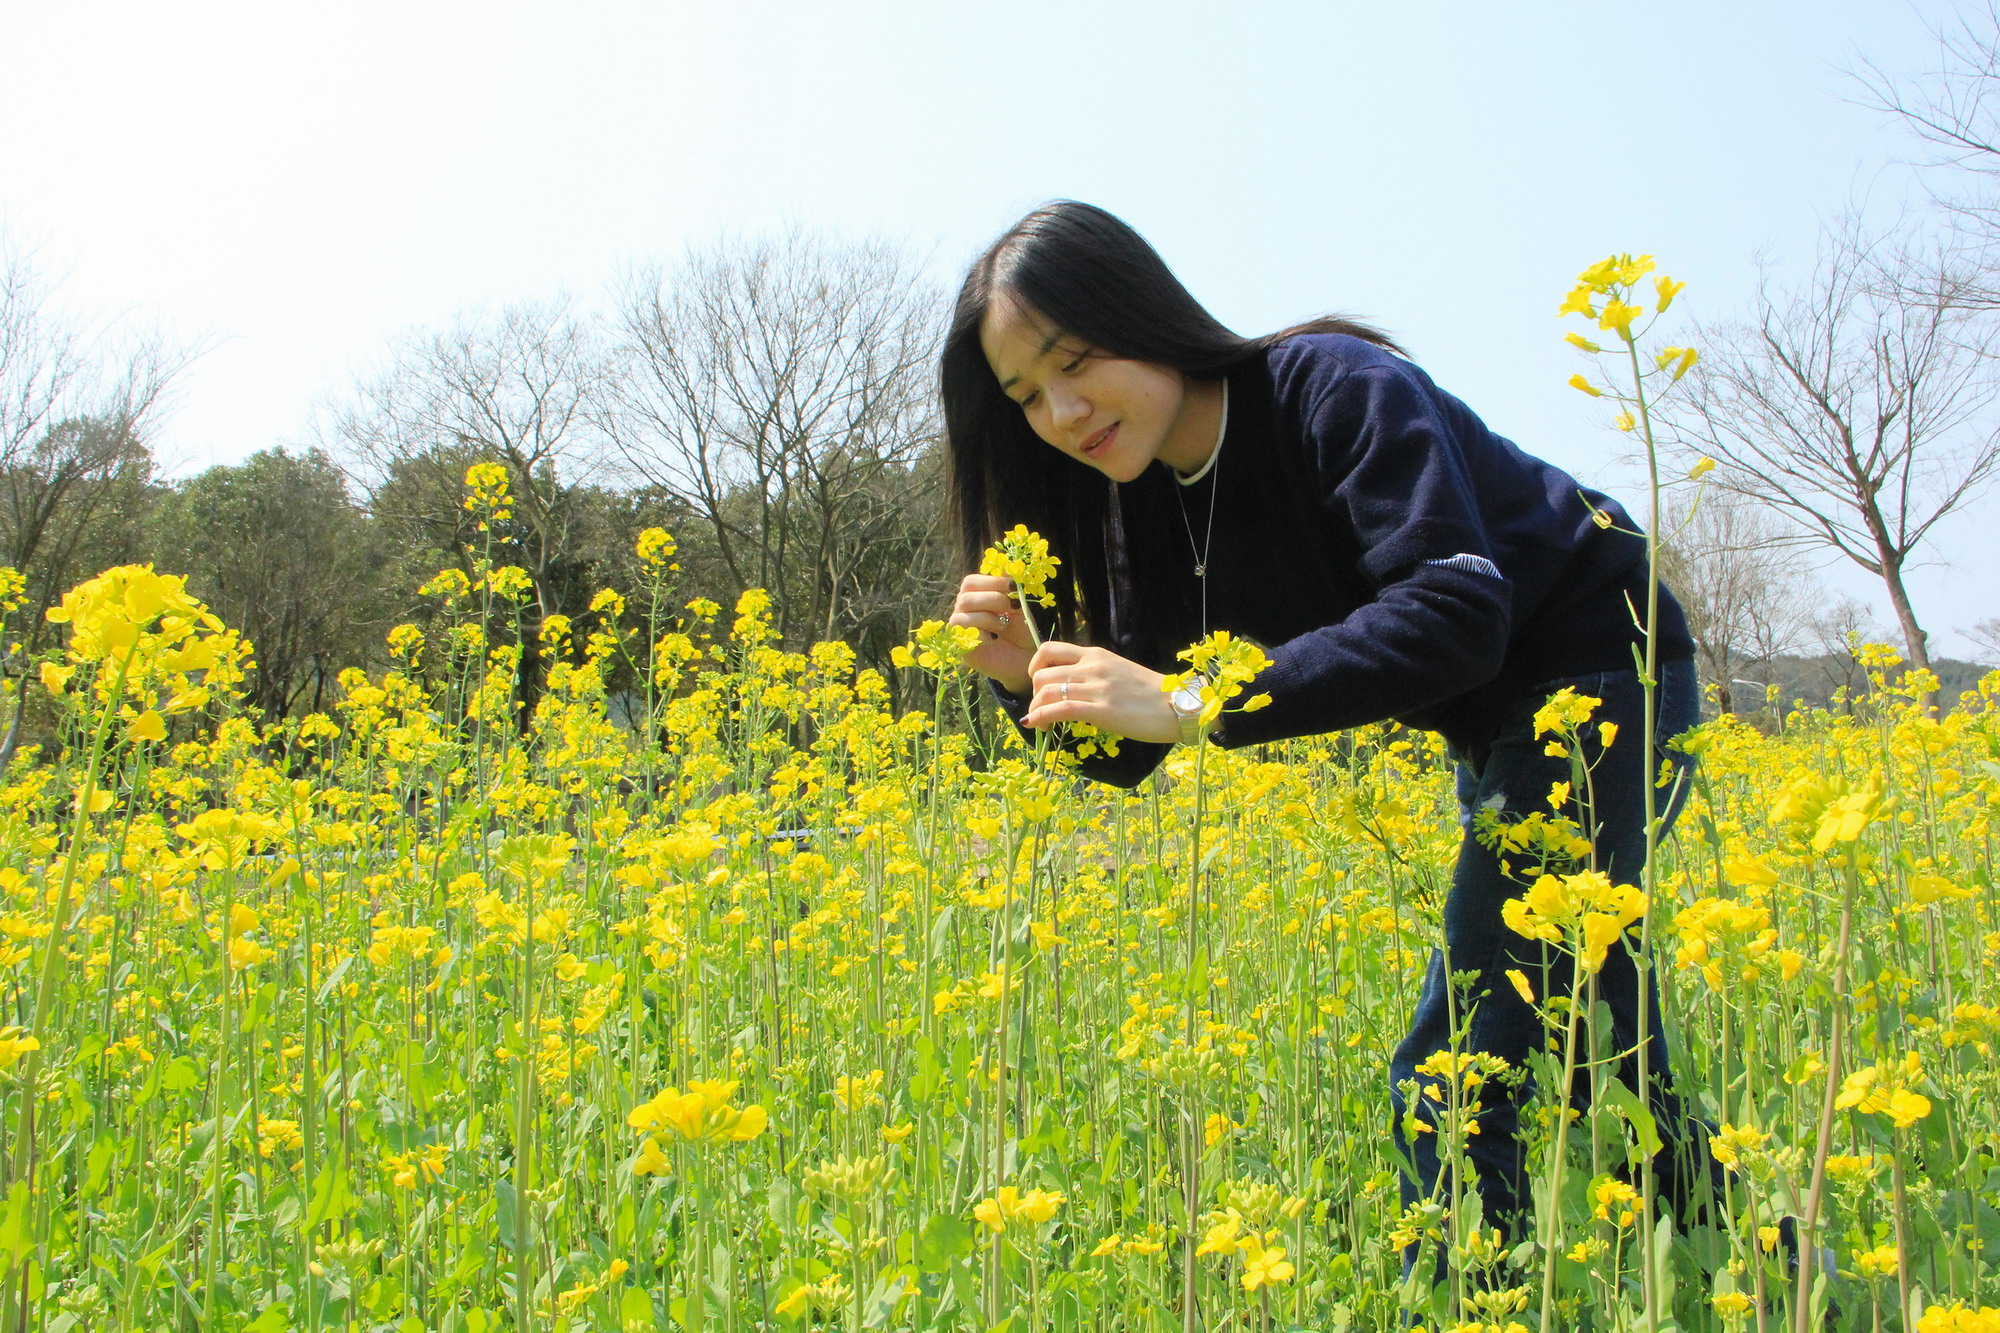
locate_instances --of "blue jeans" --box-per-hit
[1388,659,1713,1243]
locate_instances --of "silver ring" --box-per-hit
[1060,681,1070,699]
[997,613,1011,628]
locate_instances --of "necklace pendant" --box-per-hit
[1193,563,1206,578]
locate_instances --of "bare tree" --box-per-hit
[602,231,950,657]
[1657,488,1818,716]
[1965,615,2000,665]
[1803,595,1887,709]
[1670,220,2000,676]
[0,238,189,624]
[333,295,609,621]
[1851,2,2000,272]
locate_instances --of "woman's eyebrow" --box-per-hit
[998,329,1067,391]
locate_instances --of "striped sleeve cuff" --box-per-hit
[1424,553,1502,579]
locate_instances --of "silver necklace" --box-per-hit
[1172,381,1229,628]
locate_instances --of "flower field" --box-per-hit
[0,539,1994,1333]
[2,256,1997,1333]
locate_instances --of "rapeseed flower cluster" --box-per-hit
[1500,869,1647,973]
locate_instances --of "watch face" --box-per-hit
[1170,684,1204,715]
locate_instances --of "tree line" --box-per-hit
[0,231,960,738]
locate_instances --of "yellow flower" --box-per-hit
[979,525,1062,610]
[0,1028,42,1069]
[1239,1237,1295,1291]
[1854,1244,1899,1279]
[1709,1122,1767,1173]
[1654,274,1686,311]
[833,1069,885,1112]
[1598,298,1644,338]
[1917,1304,2000,1332]
[636,526,679,569]
[1196,1211,1243,1257]
[1016,1188,1064,1225]
[628,1083,768,1144]
[1564,331,1603,353]
[1881,1088,1931,1129]
[1091,1233,1122,1258]
[1505,969,1535,1004]
[229,935,275,969]
[1835,1055,1932,1129]
[972,1183,1062,1233]
[1502,871,1645,973]
[1814,788,1885,850]
[463,461,513,527]
[972,1195,1007,1233]
[1567,372,1603,398]
[1591,1175,1640,1227]
[633,1136,671,1176]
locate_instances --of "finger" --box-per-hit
[1030,676,1088,711]
[958,574,1013,593]
[953,591,1016,617]
[1023,698,1090,729]
[1028,641,1084,674]
[949,610,1011,643]
[1029,665,1080,698]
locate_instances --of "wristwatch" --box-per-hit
[1168,678,1210,747]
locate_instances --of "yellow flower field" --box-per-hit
[0,534,1992,1333]
[1,256,1997,1333]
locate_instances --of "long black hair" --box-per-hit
[942,200,1402,652]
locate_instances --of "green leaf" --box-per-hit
[161,1056,203,1092]
[0,1181,31,1267]
[916,1211,974,1272]
[619,1286,654,1327]
[305,1158,351,1231]
[912,1024,940,1096]
[1598,1076,1663,1156]
[861,1273,909,1327]
[495,1178,519,1250]
[81,1138,115,1199]
[243,1305,290,1333]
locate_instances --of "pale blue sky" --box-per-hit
[2,0,1993,657]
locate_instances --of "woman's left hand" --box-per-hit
[1021,642,1181,745]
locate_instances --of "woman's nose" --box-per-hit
[1047,384,1088,430]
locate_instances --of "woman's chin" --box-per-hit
[1090,453,1148,485]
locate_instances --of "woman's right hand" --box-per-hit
[948,574,1035,694]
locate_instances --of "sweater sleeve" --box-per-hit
[1216,360,1514,748]
[988,679,1172,790]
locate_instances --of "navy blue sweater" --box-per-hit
[993,334,1693,788]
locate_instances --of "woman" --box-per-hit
[942,200,1714,1246]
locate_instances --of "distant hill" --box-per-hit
[1704,654,1997,719]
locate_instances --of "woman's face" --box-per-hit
[979,294,1198,484]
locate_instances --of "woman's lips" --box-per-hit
[1081,423,1118,457]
